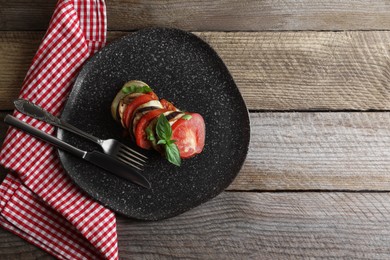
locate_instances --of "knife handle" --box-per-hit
[4,115,86,158]
[14,99,101,144]
[14,99,61,125]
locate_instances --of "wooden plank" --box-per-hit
[2,31,390,110]
[0,112,9,181]
[3,111,390,191]
[0,112,8,144]
[1,192,390,258]
[0,32,41,109]
[196,31,390,111]
[0,228,53,259]
[116,192,390,258]
[230,112,390,191]
[1,0,390,31]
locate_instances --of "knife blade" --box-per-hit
[4,115,151,189]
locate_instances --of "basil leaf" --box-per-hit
[139,85,152,93]
[156,114,172,140]
[182,114,192,120]
[155,115,181,166]
[121,85,136,94]
[122,85,152,94]
[157,139,167,145]
[145,126,155,141]
[167,139,177,145]
[121,87,129,94]
[165,143,181,166]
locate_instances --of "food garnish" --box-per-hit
[112,80,205,166]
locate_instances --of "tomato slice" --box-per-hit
[171,113,205,158]
[135,109,169,149]
[122,92,158,128]
[160,99,177,111]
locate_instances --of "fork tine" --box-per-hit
[117,151,145,167]
[117,156,144,171]
[119,147,147,163]
[119,144,148,160]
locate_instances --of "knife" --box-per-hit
[4,115,151,189]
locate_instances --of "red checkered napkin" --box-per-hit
[0,0,119,259]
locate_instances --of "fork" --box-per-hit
[14,99,147,171]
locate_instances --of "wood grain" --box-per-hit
[0,228,53,259]
[0,32,41,109]
[231,112,390,191]
[1,192,390,259]
[0,112,8,144]
[196,31,390,111]
[0,112,9,181]
[116,192,390,259]
[1,0,390,31]
[1,31,390,110]
[3,111,390,191]
[2,1,390,258]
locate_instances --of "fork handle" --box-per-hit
[4,115,86,158]
[14,99,102,144]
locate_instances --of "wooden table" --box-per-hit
[1,1,390,258]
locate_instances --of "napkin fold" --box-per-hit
[0,0,119,259]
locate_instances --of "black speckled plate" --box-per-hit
[57,27,250,220]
